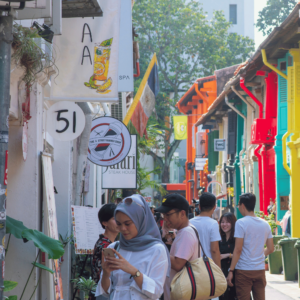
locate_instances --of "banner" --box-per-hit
[50,0,121,102]
[173,115,187,140]
[102,135,137,189]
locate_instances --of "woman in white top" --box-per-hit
[95,195,170,300]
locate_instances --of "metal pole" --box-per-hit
[0,12,13,300]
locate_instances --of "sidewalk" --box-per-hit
[266,271,300,299]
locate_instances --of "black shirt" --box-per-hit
[219,235,235,277]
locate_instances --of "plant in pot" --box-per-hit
[71,277,97,300]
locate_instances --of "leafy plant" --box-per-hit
[59,232,74,248]
[255,211,277,234]
[71,277,97,299]
[256,0,297,36]
[133,0,254,182]
[12,23,57,86]
[3,280,17,299]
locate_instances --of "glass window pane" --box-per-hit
[229,4,237,24]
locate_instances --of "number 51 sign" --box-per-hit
[46,101,86,141]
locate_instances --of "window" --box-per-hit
[229,4,237,24]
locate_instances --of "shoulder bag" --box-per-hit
[170,226,227,300]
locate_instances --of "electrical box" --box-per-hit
[251,118,277,144]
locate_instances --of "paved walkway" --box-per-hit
[266,271,299,299]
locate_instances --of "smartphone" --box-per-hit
[103,248,115,258]
[169,231,174,234]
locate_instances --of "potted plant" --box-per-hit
[71,277,97,300]
[265,257,269,271]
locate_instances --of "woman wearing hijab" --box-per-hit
[95,195,170,300]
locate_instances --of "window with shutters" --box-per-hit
[229,5,237,24]
[208,131,219,171]
[111,92,123,121]
[227,111,237,154]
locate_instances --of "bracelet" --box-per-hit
[229,253,232,259]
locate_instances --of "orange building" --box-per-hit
[176,76,217,203]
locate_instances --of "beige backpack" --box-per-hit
[170,226,227,300]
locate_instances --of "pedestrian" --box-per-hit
[277,204,291,237]
[96,195,169,299]
[267,199,274,215]
[190,192,221,267]
[227,193,274,300]
[188,205,195,219]
[92,204,119,285]
[155,194,198,300]
[161,221,176,251]
[219,213,237,300]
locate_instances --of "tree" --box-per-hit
[256,0,297,36]
[133,0,255,183]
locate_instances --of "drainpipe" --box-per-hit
[240,77,264,205]
[231,86,256,193]
[75,103,93,205]
[261,49,291,175]
[225,95,246,193]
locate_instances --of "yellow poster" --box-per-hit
[173,115,187,140]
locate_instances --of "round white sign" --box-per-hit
[87,116,131,167]
[46,101,86,141]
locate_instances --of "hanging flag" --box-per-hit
[173,115,188,140]
[123,53,159,136]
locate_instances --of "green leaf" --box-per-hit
[21,229,64,259]
[100,38,113,47]
[6,216,28,239]
[32,262,54,274]
[4,281,18,292]
[7,296,17,300]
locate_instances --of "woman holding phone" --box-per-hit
[219,212,237,300]
[95,195,170,300]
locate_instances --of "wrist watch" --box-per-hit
[130,270,141,279]
[228,268,234,273]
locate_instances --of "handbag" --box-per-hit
[170,226,227,300]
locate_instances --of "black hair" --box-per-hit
[239,193,256,212]
[98,203,117,229]
[219,213,237,240]
[199,192,216,212]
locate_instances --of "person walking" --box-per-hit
[190,192,221,267]
[155,194,198,300]
[227,193,274,300]
[96,195,169,300]
[219,213,237,300]
[92,204,119,285]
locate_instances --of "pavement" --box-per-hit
[266,271,300,299]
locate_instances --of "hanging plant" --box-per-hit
[11,23,57,86]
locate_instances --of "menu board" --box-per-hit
[71,205,104,254]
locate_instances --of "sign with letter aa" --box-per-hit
[214,139,226,151]
[50,0,121,102]
[87,116,131,167]
[46,101,86,141]
[102,135,137,189]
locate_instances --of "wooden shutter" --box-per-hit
[227,111,237,154]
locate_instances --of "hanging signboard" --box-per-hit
[118,0,134,92]
[195,158,207,171]
[41,153,64,299]
[88,116,131,167]
[49,0,121,102]
[214,139,226,151]
[46,101,86,141]
[71,205,104,254]
[102,135,137,189]
[22,123,28,161]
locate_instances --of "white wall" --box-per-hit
[6,83,43,300]
[200,0,254,40]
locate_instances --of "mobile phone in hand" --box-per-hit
[103,248,115,258]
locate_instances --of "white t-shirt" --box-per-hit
[190,216,221,258]
[164,225,199,300]
[234,216,272,270]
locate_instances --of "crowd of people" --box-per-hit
[91,192,274,300]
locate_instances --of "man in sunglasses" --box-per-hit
[155,194,198,300]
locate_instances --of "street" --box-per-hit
[266,272,300,300]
